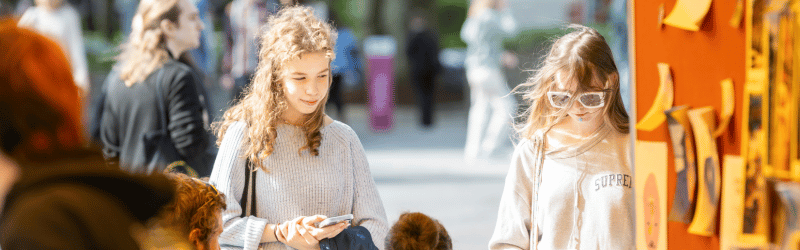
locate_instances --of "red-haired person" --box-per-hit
[0,20,175,250]
[156,174,226,250]
[385,212,451,250]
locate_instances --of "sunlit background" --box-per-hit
[0,0,628,248]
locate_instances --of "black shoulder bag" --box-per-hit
[240,159,257,217]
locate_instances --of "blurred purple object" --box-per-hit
[364,36,396,132]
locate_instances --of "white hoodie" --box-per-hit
[18,4,89,92]
[489,125,634,250]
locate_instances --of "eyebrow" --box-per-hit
[290,68,330,75]
[551,88,571,93]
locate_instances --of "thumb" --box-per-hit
[303,215,326,226]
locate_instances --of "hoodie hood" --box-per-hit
[4,149,175,223]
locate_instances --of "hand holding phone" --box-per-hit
[316,214,353,228]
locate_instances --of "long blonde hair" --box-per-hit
[214,6,336,171]
[34,0,65,10]
[117,0,181,86]
[515,25,628,141]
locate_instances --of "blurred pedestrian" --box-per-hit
[155,173,226,250]
[225,0,281,101]
[329,11,362,122]
[406,12,441,127]
[18,0,90,95]
[0,20,175,250]
[460,0,518,160]
[100,0,212,176]
[189,0,218,81]
[385,212,451,250]
[489,25,632,250]
[114,0,139,36]
[209,6,388,250]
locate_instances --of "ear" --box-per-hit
[160,19,176,37]
[188,228,205,250]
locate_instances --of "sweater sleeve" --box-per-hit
[489,140,537,250]
[209,122,268,250]
[346,128,389,249]
[164,69,209,159]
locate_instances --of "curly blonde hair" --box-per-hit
[515,25,628,141]
[117,0,181,86]
[213,6,336,171]
[158,173,226,246]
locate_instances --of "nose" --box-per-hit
[305,81,320,96]
[570,98,585,111]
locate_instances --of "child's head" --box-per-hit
[157,174,226,250]
[385,212,452,250]
[215,6,335,171]
[517,25,628,138]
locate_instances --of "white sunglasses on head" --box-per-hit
[547,91,607,109]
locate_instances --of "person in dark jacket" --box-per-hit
[100,0,212,176]
[0,20,176,249]
[406,12,442,127]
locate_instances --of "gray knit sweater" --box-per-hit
[209,121,389,250]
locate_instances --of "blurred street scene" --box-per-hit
[0,0,627,248]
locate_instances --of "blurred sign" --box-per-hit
[364,36,396,57]
[364,36,396,132]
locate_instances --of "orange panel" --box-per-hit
[633,0,745,249]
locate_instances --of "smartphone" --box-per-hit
[316,214,353,228]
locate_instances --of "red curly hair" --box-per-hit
[158,173,226,247]
[386,212,452,250]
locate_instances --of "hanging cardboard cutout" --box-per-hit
[665,106,697,224]
[686,107,721,236]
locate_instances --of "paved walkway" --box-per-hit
[339,103,516,250]
[340,103,515,180]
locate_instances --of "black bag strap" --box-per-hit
[241,158,257,217]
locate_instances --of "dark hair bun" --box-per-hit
[385,212,452,250]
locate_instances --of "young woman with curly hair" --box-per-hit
[209,6,388,250]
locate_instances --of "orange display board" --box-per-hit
[633,0,745,249]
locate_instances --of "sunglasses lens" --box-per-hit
[580,93,604,108]
[549,93,570,108]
